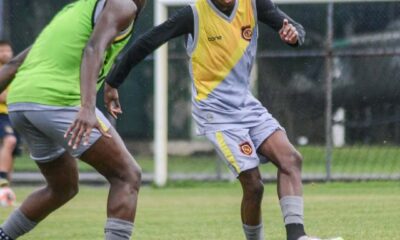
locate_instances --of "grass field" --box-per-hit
[0,181,399,240]
[12,145,400,176]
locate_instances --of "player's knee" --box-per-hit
[254,182,265,201]
[278,150,303,175]
[65,181,79,200]
[110,157,142,193]
[243,177,264,201]
[3,135,17,149]
[244,179,264,201]
[48,180,79,202]
[127,162,142,192]
[50,186,79,203]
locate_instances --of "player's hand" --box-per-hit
[64,107,111,149]
[104,83,123,119]
[279,19,298,45]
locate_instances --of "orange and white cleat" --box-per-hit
[0,186,16,207]
[298,236,344,240]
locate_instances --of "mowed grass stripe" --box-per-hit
[0,181,399,239]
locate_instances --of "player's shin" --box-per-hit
[104,218,134,240]
[280,196,307,240]
[243,223,265,240]
[0,209,37,240]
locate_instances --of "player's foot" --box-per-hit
[0,178,9,187]
[298,236,344,240]
[0,228,14,240]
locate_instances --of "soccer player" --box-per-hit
[0,0,145,239]
[104,0,342,240]
[0,41,19,189]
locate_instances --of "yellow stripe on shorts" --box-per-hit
[96,116,109,132]
[216,131,241,174]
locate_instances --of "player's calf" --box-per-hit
[106,161,141,216]
[103,160,141,240]
[275,152,306,240]
[239,168,265,240]
[0,209,37,240]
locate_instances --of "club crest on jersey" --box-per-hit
[241,25,253,41]
[239,142,253,156]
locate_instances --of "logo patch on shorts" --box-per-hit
[241,25,253,41]
[239,142,253,156]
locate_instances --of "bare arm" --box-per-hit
[0,47,31,93]
[65,0,139,148]
[0,91,7,104]
[80,0,136,110]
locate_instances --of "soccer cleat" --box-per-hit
[0,228,13,240]
[298,236,344,240]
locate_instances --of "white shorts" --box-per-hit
[9,104,111,163]
[205,117,284,177]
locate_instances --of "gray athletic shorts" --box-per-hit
[205,117,284,177]
[8,103,111,163]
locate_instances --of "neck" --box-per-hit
[210,0,235,13]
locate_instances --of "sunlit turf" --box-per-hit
[1,181,399,239]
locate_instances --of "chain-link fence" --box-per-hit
[159,1,400,181]
[257,1,400,180]
[1,1,400,181]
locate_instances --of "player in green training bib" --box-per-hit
[7,0,133,106]
[0,0,146,239]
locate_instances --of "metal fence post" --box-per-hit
[325,2,334,181]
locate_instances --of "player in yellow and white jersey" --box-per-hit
[105,0,342,240]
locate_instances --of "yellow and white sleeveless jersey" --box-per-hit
[187,0,271,134]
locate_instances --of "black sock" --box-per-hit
[0,171,8,180]
[286,223,306,240]
[0,228,13,240]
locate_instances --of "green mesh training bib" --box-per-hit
[8,0,133,106]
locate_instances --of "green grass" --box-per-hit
[12,145,400,175]
[0,181,399,239]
